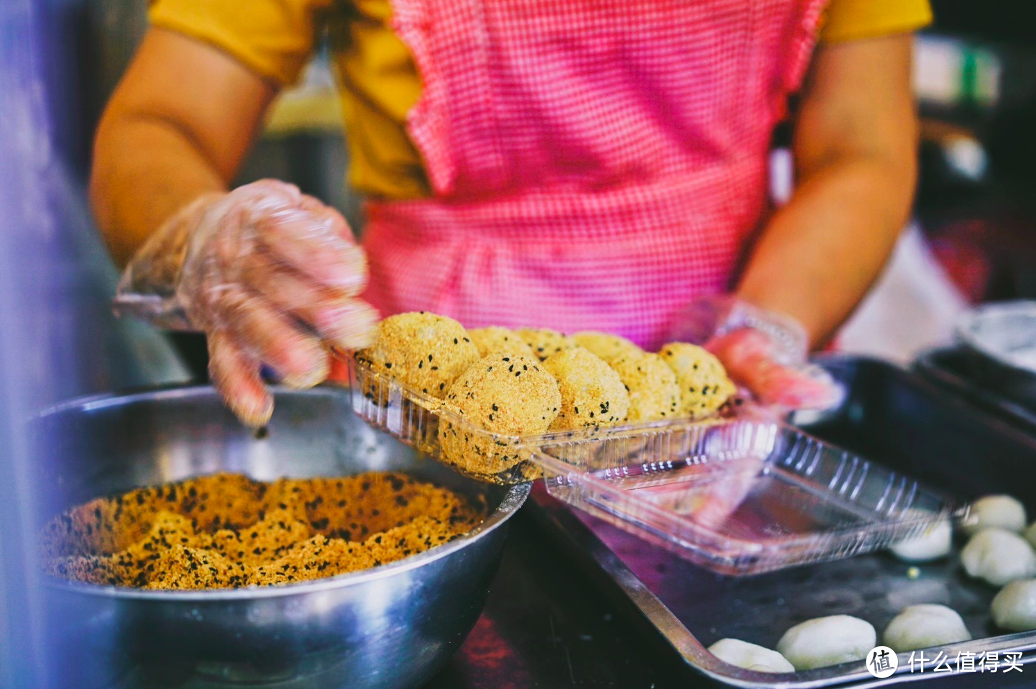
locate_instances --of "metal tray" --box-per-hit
[529,356,1036,687]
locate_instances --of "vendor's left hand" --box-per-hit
[708,328,841,410]
[667,295,842,411]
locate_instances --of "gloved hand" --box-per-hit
[668,296,842,410]
[114,179,378,427]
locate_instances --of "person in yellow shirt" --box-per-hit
[93,0,931,426]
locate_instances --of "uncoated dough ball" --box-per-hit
[573,331,643,363]
[516,328,578,361]
[438,353,560,477]
[609,352,681,422]
[542,347,630,430]
[889,511,953,562]
[1027,522,1036,550]
[776,615,876,671]
[962,495,1028,536]
[961,528,1036,587]
[707,638,795,674]
[882,604,971,652]
[658,342,736,419]
[467,327,536,358]
[355,312,479,399]
[991,579,1036,632]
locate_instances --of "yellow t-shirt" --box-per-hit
[149,0,932,200]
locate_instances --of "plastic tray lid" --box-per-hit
[346,356,964,575]
[530,413,966,575]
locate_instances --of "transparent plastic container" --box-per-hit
[347,357,962,575]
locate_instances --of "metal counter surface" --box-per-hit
[429,505,700,689]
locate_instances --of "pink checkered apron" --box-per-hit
[361,0,828,349]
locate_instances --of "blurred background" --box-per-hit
[1,0,1034,684]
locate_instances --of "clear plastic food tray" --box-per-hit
[346,357,961,575]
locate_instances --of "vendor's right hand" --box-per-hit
[127,179,378,427]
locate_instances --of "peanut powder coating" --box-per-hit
[468,327,536,358]
[356,312,480,399]
[438,352,561,478]
[610,351,681,422]
[658,342,737,419]
[543,347,630,429]
[516,328,578,361]
[41,472,485,590]
[572,331,643,363]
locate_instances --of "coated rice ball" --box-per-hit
[468,327,536,358]
[542,347,630,430]
[573,331,643,363]
[517,328,577,361]
[658,342,736,419]
[355,312,479,399]
[438,353,561,477]
[609,352,681,422]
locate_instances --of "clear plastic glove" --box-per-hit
[667,296,842,410]
[114,179,378,427]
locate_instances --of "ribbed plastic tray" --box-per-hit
[347,356,960,575]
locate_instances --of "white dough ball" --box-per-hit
[890,513,953,562]
[708,638,795,673]
[882,604,971,652]
[962,495,1027,536]
[776,615,876,671]
[961,528,1036,587]
[991,579,1036,632]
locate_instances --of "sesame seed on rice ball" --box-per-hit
[609,352,681,422]
[516,328,577,361]
[439,353,561,478]
[542,347,630,430]
[658,342,736,419]
[355,312,479,399]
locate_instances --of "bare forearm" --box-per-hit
[88,28,277,267]
[736,153,914,346]
[736,34,918,348]
[90,113,226,267]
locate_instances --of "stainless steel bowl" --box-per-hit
[956,300,1036,403]
[34,385,529,689]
